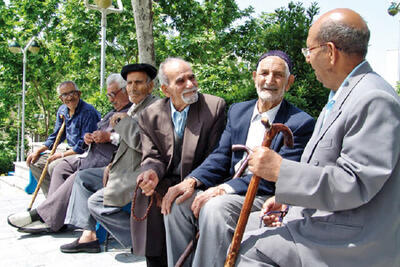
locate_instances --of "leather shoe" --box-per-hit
[7,212,32,228]
[18,221,52,234]
[60,238,101,253]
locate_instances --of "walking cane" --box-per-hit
[27,115,66,211]
[175,146,253,267]
[224,118,293,267]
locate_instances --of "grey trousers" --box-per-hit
[65,167,104,231]
[36,156,80,231]
[65,167,131,248]
[30,153,71,197]
[164,191,268,267]
[235,225,301,267]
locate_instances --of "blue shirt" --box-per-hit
[44,99,101,154]
[170,101,190,138]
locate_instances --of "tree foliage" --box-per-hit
[0,0,325,173]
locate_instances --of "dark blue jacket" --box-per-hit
[190,99,315,195]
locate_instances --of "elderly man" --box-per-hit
[8,74,131,233]
[27,81,101,196]
[238,9,400,267]
[59,63,158,253]
[162,51,315,267]
[135,57,226,267]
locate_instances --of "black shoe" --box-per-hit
[60,238,101,253]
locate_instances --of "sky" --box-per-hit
[236,0,398,79]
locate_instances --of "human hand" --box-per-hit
[110,113,128,128]
[191,186,226,218]
[92,130,111,143]
[137,170,159,196]
[259,196,287,227]
[84,133,94,145]
[161,178,196,215]
[26,151,40,166]
[48,152,63,163]
[248,146,282,182]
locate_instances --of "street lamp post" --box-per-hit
[388,1,400,83]
[84,0,123,93]
[9,37,40,162]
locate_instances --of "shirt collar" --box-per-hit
[332,60,367,102]
[170,100,190,117]
[251,100,282,123]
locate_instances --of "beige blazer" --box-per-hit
[103,94,158,206]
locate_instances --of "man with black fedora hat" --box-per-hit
[161,51,315,267]
[59,63,158,254]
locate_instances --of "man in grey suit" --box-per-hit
[136,58,226,266]
[60,63,158,253]
[238,8,400,267]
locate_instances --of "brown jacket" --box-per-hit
[131,93,226,257]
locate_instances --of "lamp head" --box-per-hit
[95,0,112,9]
[28,41,40,54]
[388,2,400,16]
[8,41,21,54]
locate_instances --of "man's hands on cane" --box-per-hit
[161,178,196,215]
[248,146,282,182]
[137,169,159,196]
[191,186,226,218]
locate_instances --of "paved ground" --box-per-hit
[0,176,146,267]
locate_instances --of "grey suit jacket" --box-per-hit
[103,95,158,207]
[131,93,226,256]
[273,62,400,266]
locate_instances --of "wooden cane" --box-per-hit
[224,118,293,267]
[27,116,66,211]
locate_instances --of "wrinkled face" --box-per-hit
[162,60,199,111]
[58,83,81,111]
[253,56,290,108]
[126,71,153,104]
[106,82,128,111]
[305,24,332,89]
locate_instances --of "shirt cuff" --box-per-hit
[218,183,235,194]
[110,132,121,146]
[185,176,203,187]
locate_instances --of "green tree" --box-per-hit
[0,0,325,173]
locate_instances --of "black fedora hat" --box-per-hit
[121,63,157,81]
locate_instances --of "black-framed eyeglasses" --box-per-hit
[59,90,79,100]
[301,43,329,57]
[106,87,124,98]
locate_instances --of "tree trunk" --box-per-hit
[131,0,156,66]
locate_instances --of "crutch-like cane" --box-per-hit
[27,115,66,211]
[224,118,293,267]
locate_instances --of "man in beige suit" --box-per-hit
[134,57,226,266]
[60,63,158,253]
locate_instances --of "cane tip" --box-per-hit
[27,208,31,211]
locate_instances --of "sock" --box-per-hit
[29,209,44,222]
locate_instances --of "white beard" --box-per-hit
[182,88,199,105]
[256,84,285,104]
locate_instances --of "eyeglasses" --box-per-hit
[301,43,329,57]
[59,90,79,100]
[106,87,123,99]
